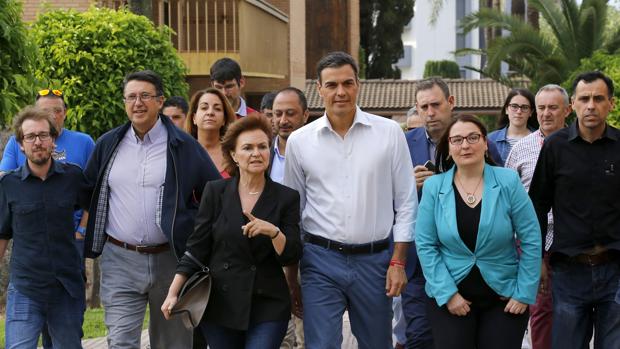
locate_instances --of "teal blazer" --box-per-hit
[415,164,541,306]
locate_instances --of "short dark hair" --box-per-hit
[498,88,538,129]
[210,58,242,84]
[571,71,615,98]
[260,92,277,111]
[13,106,59,145]
[163,96,189,114]
[185,88,237,139]
[435,114,495,172]
[316,51,359,83]
[123,70,164,96]
[415,77,451,102]
[275,87,308,111]
[221,113,273,176]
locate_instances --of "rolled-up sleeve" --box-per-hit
[392,126,417,242]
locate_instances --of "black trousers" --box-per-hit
[426,296,529,349]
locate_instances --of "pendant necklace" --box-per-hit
[456,173,483,205]
[248,191,261,195]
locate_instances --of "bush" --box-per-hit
[0,0,37,127]
[31,6,188,139]
[564,51,620,128]
[423,60,462,79]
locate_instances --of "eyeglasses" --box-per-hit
[448,133,482,146]
[23,132,52,143]
[123,93,161,103]
[508,103,531,112]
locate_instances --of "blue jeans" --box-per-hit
[551,257,620,349]
[200,320,288,349]
[5,283,83,349]
[300,243,392,349]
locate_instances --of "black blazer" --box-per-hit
[178,176,302,330]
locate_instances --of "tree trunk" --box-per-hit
[128,0,153,21]
[512,0,525,20]
[527,1,539,30]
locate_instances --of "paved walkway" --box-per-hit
[36,330,149,349]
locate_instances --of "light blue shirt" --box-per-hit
[106,118,168,245]
[269,136,286,184]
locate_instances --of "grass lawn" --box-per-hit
[0,307,149,348]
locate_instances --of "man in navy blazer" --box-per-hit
[402,77,501,349]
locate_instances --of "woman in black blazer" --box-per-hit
[162,114,302,349]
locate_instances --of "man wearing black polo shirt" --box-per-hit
[0,106,84,348]
[529,71,620,349]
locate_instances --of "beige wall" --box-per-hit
[238,1,288,82]
[22,0,91,22]
[348,0,359,56]
[288,0,305,89]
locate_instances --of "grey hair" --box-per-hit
[536,84,569,106]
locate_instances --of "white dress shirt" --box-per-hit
[106,118,168,245]
[284,107,417,244]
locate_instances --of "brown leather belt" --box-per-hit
[557,250,618,266]
[107,236,169,254]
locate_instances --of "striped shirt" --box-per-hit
[505,130,554,250]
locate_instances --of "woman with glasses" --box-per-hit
[487,89,538,166]
[415,115,541,349]
[185,88,237,178]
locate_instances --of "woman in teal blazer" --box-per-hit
[415,115,541,349]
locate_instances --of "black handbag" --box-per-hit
[171,251,212,329]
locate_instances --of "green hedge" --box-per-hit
[564,50,620,128]
[423,60,462,79]
[31,6,188,139]
[0,0,37,127]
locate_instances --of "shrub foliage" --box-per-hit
[424,60,462,79]
[31,6,188,138]
[0,0,37,127]
[564,50,620,128]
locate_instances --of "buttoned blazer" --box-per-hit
[181,176,302,330]
[404,127,505,278]
[415,164,541,307]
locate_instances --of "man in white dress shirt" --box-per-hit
[284,51,417,349]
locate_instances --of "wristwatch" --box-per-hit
[76,226,86,236]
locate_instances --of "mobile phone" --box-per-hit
[423,160,436,172]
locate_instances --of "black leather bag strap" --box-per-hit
[184,251,209,273]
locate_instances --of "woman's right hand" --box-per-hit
[161,295,178,320]
[447,292,472,316]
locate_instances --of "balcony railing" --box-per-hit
[99,0,239,54]
[154,0,239,54]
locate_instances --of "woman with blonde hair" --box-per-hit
[185,88,237,178]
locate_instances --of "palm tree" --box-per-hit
[458,0,620,89]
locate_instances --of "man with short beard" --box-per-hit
[0,106,85,348]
